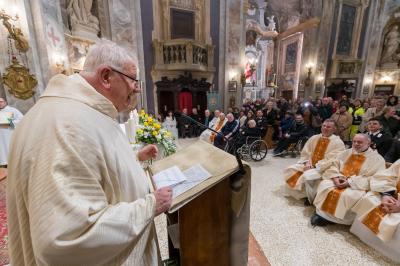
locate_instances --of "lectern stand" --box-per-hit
[149,140,251,266]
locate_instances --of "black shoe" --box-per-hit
[310,213,333,227]
[304,198,311,206]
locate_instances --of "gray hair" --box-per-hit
[355,133,371,142]
[83,39,136,72]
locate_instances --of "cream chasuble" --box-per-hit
[350,160,400,262]
[314,148,385,224]
[7,74,159,266]
[283,134,345,200]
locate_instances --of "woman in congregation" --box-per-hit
[162,110,178,139]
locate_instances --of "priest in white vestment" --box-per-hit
[311,134,386,226]
[199,112,227,143]
[284,119,345,202]
[7,40,172,266]
[350,159,400,262]
[0,97,23,166]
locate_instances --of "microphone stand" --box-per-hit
[178,112,246,176]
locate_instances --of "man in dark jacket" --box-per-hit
[214,113,239,149]
[273,114,309,155]
[385,138,400,163]
[366,118,393,157]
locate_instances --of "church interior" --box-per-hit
[1,0,400,265]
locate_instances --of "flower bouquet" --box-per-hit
[136,109,177,157]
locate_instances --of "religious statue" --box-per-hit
[0,10,29,53]
[381,25,400,64]
[3,57,37,100]
[67,0,100,37]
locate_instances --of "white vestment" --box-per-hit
[314,148,386,224]
[7,74,160,266]
[350,159,400,262]
[283,134,345,201]
[199,117,227,143]
[0,105,23,165]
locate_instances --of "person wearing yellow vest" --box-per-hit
[283,119,345,203]
[311,134,386,226]
[350,99,365,138]
[350,159,400,262]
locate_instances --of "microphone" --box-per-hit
[177,112,246,176]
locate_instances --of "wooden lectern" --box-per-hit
[149,140,251,266]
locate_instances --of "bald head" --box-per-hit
[352,134,371,153]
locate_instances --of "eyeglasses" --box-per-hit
[109,67,139,84]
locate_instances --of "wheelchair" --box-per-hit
[224,135,268,161]
[285,136,308,157]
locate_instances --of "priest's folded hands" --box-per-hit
[381,195,400,213]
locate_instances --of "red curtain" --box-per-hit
[178,91,192,113]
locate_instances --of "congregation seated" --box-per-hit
[201,109,214,133]
[190,107,203,137]
[279,111,295,138]
[283,119,345,202]
[214,113,239,149]
[273,114,309,156]
[208,109,220,128]
[178,108,192,138]
[378,106,400,137]
[255,110,267,137]
[234,119,261,149]
[199,112,226,143]
[366,118,393,157]
[350,159,400,262]
[311,134,386,226]
[330,104,353,144]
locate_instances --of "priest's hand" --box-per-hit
[138,144,158,161]
[154,186,173,215]
[303,160,313,171]
[382,196,398,213]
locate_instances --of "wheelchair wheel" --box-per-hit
[249,140,268,161]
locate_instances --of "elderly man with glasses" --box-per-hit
[7,40,172,265]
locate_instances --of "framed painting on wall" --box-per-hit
[228,81,237,92]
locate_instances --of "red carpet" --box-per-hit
[0,178,8,265]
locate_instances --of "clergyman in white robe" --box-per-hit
[313,147,386,225]
[7,74,160,265]
[350,159,400,262]
[0,104,23,166]
[283,133,345,202]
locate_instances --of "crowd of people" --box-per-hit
[158,94,399,163]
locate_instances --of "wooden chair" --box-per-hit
[263,125,275,149]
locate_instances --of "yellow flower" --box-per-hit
[147,117,153,123]
[152,131,158,136]
[154,123,161,130]
[140,109,145,115]
[143,122,148,127]
[137,129,143,135]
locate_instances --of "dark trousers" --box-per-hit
[274,137,299,153]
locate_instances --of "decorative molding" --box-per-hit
[276,18,320,40]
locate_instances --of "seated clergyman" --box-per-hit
[311,134,386,226]
[284,119,345,203]
[199,112,227,143]
[350,159,400,262]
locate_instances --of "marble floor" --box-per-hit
[155,138,398,265]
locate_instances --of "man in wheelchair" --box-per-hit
[235,120,262,149]
[273,114,309,156]
[214,113,239,149]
